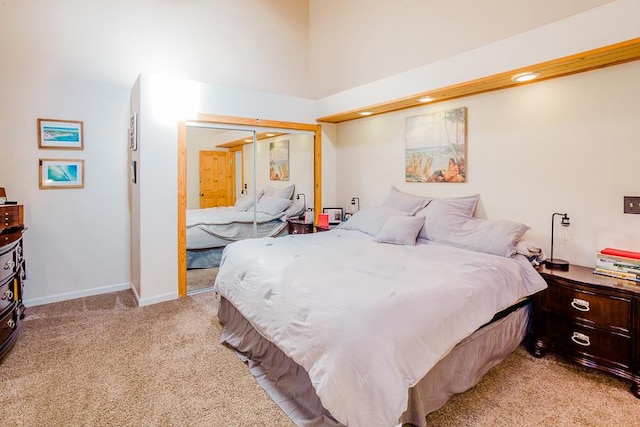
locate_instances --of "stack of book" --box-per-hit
[594,247,640,283]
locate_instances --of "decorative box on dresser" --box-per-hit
[531,264,640,397]
[0,204,26,360]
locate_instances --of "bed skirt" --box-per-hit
[187,247,225,269]
[218,297,531,427]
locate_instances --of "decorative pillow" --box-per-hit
[284,200,305,218]
[255,196,292,216]
[263,184,295,200]
[381,186,431,215]
[375,216,425,246]
[234,195,255,211]
[421,200,530,257]
[339,206,409,236]
[415,194,480,239]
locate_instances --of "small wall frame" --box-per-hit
[37,118,84,150]
[39,158,85,189]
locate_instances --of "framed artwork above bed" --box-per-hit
[405,107,467,183]
[269,140,289,181]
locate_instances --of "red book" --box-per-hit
[601,247,640,260]
[317,213,329,229]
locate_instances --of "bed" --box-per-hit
[187,184,304,269]
[213,191,548,426]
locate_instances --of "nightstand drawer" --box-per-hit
[0,276,16,314]
[0,306,18,346]
[543,282,631,332]
[546,314,631,368]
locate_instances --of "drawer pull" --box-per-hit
[570,298,590,312]
[7,319,15,329]
[2,290,13,300]
[571,332,591,347]
[4,260,15,270]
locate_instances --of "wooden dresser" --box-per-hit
[0,204,26,360]
[531,264,640,397]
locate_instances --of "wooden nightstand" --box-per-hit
[531,264,640,397]
[288,219,314,235]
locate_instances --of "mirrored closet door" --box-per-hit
[183,122,315,296]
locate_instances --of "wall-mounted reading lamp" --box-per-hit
[351,197,360,212]
[545,212,571,271]
[296,193,306,209]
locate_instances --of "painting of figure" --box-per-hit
[269,140,290,181]
[405,107,467,183]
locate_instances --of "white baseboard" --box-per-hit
[135,290,179,307]
[24,282,132,307]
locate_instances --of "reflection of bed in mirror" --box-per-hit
[186,185,305,269]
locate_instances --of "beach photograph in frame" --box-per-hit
[38,118,84,150]
[39,158,85,189]
[405,107,467,183]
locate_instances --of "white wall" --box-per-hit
[308,0,612,98]
[252,134,315,205]
[133,74,318,305]
[315,0,640,117]
[0,0,311,305]
[335,61,640,267]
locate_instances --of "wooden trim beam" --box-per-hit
[317,38,640,124]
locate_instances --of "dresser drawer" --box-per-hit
[543,282,631,332]
[0,306,18,347]
[0,205,23,230]
[0,276,16,314]
[546,314,631,368]
[0,234,21,283]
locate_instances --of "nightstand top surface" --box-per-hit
[538,264,640,295]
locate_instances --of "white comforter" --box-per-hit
[214,229,547,426]
[186,207,288,245]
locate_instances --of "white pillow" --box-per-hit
[263,184,295,200]
[339,206,409,236]
[234,195,254,211]
[375,216,425,246]
[255,196,292,216]
[381,186,431,215]
[422,200,530,257]
[284,200,305,218]
[415,194,480,239]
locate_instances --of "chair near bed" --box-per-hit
[213,188,547,426]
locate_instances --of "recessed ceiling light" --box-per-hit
[512,72,540,83]
[265,133,275,137]
[244,138,252,142]
[359,111,373,116]
[418,96,435,103]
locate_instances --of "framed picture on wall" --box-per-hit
[405,107,467,183]
[37,118,84,150]
[129,113,137,151]
[322,207,343,225]
[39,158,85,189]
[269,139,289,181]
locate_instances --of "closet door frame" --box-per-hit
[177,114,322,298]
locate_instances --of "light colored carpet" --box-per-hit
[187,267,218,294]
[1,290,639,426]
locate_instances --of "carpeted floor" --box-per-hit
[1,290,639,426]
[187,267,218,294]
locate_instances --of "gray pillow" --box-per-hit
[255,196,292,216]
[263,184,295,200]
[381,186,431,215]
[339,206,409,236]
[415,194,479,239]
[375,216,425,246]
[422,200,529,257]
[234,195,255,211]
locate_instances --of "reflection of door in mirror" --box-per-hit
[199,151,233,208]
